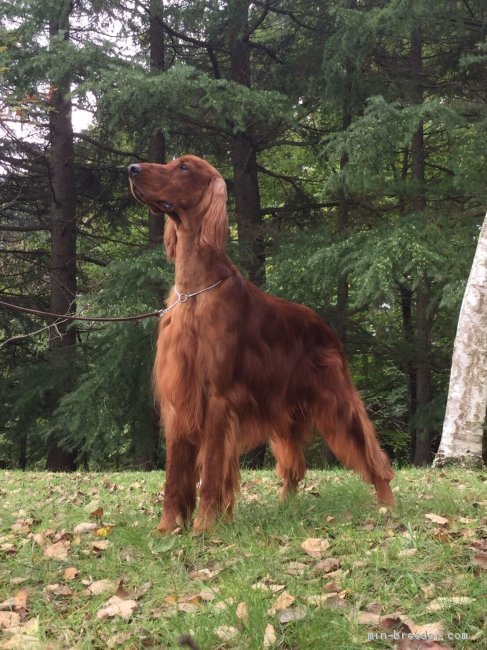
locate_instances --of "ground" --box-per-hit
[0,468,486,649]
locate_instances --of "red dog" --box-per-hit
[129,155,394,532]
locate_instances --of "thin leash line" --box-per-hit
[0,278,224,324]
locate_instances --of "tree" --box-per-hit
[434,214,487,467]
[44,0,79,471]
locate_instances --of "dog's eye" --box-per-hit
[179,163,189,171]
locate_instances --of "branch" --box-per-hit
[73,133,143,159]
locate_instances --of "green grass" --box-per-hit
[0,468,486,649]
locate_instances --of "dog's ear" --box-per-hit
[199,176,228,251]
[164,218,177,261]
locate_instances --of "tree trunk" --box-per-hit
[127,0,168,471]
[336,106,352,349]
[148,0,166,248]
[433,214,487,467]
[228,0,266,467]
[45,0,78,471]
[410,23,433,465]
[228,0,265,287]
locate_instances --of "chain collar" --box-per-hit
[158,279,224,318]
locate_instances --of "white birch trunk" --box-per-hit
[433,213,487,466]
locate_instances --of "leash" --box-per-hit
[0,279,224,324]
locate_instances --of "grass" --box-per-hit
[0,467,486,649]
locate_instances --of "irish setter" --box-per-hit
[128,155,394,533]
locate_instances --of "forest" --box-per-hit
[1,0,486,471]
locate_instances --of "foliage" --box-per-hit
[1,0,486,468]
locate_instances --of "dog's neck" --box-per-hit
[173,228,230,293]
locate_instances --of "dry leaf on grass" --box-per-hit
[357,609,447,644]
[251,581,285,593]
[267,591,295,615]
[425,513,449,526]
[425,596,474,612]
[357,611,382,625]
[106,632,133,648]
[92,540,110,553]
[96,595,138,619]
[215,626,238,642]
[0,589,28,612]
[188,566,222,580]
[32,533,46,547]
[398,548,418,558]
[236,601,249,624]
[43,540,70,561]
[44,584,73,597]
[472,551,487,571]
[11,519,33,535]
[279,606,307,624]
[263,623,277,649]
[301,537,330,558]
[304,593,345,608]
[285,561,308,575]
[0,542,16,555]
[63,567,78,580]
[0,612,21,630]
[95,526,114,538]
[0,616,40,650]
[313,557,340,574]
[73,522,98,535]
[82,579,116,596]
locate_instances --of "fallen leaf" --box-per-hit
[11,519,33,535]
[366,602,382,614]
[313,557,340,574]
[0,589,28,612]
[425,513,449,526]
[263,623,277,648]
[409,621,446,638]
[304,593,343,607]
[398,548,418,558]
[357,611,382,625]
[44,584,73,597]
[32,533,46,547]
[215,625,238,642]
[251,581,285,593]
[106,632,133,648]
[177,602,199,613]
[472,551,487,571]
[73,522,98,535]
[0,616,40,649]
[96,595,138,619]
[95,526,113,538]
[279,606,307,624]
[43,541,69,561]
[0,612,21,630]
[0,543,17,555]
[285,561,308,575]
[268,591,295,614]
[425,596,474,612]
[63,567,78,580]
[83,579,116,596]
[188,566,222,580]
[92,540,110,553]
[236,601,249,624]
[301,537,331,558]
[0,612,20,631]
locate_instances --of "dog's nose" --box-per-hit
[128,164,142,177]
